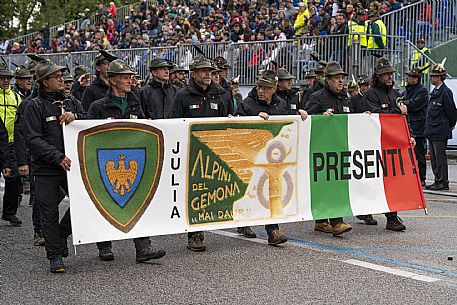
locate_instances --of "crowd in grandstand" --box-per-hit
[3,0,420,55]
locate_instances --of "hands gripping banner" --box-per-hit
[65,114,425,245]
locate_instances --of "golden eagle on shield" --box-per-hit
[106,155,138,196]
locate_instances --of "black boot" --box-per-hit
[386,216,406,231]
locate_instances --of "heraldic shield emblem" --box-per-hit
[78,122,164,233]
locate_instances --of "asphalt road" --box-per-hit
[2,162,457,304]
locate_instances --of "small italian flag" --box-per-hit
[306,114,425,220]
[189,104,200,109]
[46,116,58,122]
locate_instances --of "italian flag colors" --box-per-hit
[308,114,425,220]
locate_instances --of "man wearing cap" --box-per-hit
[12,65,34,210]
[411,39,431,75]
[170,64,189,89]
[12,66,33,99]
[0,63,23,227]
[140,58,177,120]
[234,69,308,243]
[88,59,166,262]
[425,64,457,191]
[276,68,301,114]
[14,59,45,245]
[404,68,429,187]
[230,75,243,107]
[214,56,235,115]
[0,119,11,180]
[346,79,359,97]
[72,65,90,101]
[350,75,371,114]
[24,60,89,273]
[63,71,74,96]
[171,55,228,252]
[305,61,353,236]
[81,50,117,111]
[362,57,413,231]
[302,69,317,90]
[367,11,386,50]
[301,61,326,109]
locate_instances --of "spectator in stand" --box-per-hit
[107,1,117,18]
[294,2,310,36]
[346,3,355,20]
[318,5,331,34]
[387,0,402,13]
[40,23,50,50]
[334,12,348,35]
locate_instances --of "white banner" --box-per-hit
[65,115,425,245]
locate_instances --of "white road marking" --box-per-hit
[211,230,441,283]
[342,259,441,283]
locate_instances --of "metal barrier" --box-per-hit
[1,35,421,87]
[9,0,157,46]
[381,0,457,48]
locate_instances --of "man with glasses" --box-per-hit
[0,63,22,227]
[81,50,117,111]
[24,61,89,273]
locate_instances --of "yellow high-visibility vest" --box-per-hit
[411,47,430,74]
[347,20,367,47]
[367,19,387,49]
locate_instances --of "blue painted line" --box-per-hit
[243,232,457,278]
[348,251,457,277]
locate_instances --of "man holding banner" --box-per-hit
[234,69,308,244]
[24,60,89,273]
[305,61,354,236]
[171,55,228,252]
[362,57,412,231]
[88,59,166,262]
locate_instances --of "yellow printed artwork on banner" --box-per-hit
[187,120,299,226]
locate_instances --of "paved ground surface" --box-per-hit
[2,161,457,304]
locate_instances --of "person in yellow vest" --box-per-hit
[294,2,310,36]
[367,11,387,49]
[347,11,368,48]
[411,38,431,74]
[0,63,22,226]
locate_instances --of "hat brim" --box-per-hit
[149,63,174,69]
[190,64,216,71]
[429,72,446,76]
[305,74,317,78]
[278,75,295,80]
[74,72,90,80]
[170,68,189,73]
[326,70,348,76]
[15,73,33,78]
[0,72,14,78]
[375,67,396,75]
[107,71,136,77]
[256,79,276,88]
[405,71,420,77]
[36,65,66,82]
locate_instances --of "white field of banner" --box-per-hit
[64,115,423,245]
